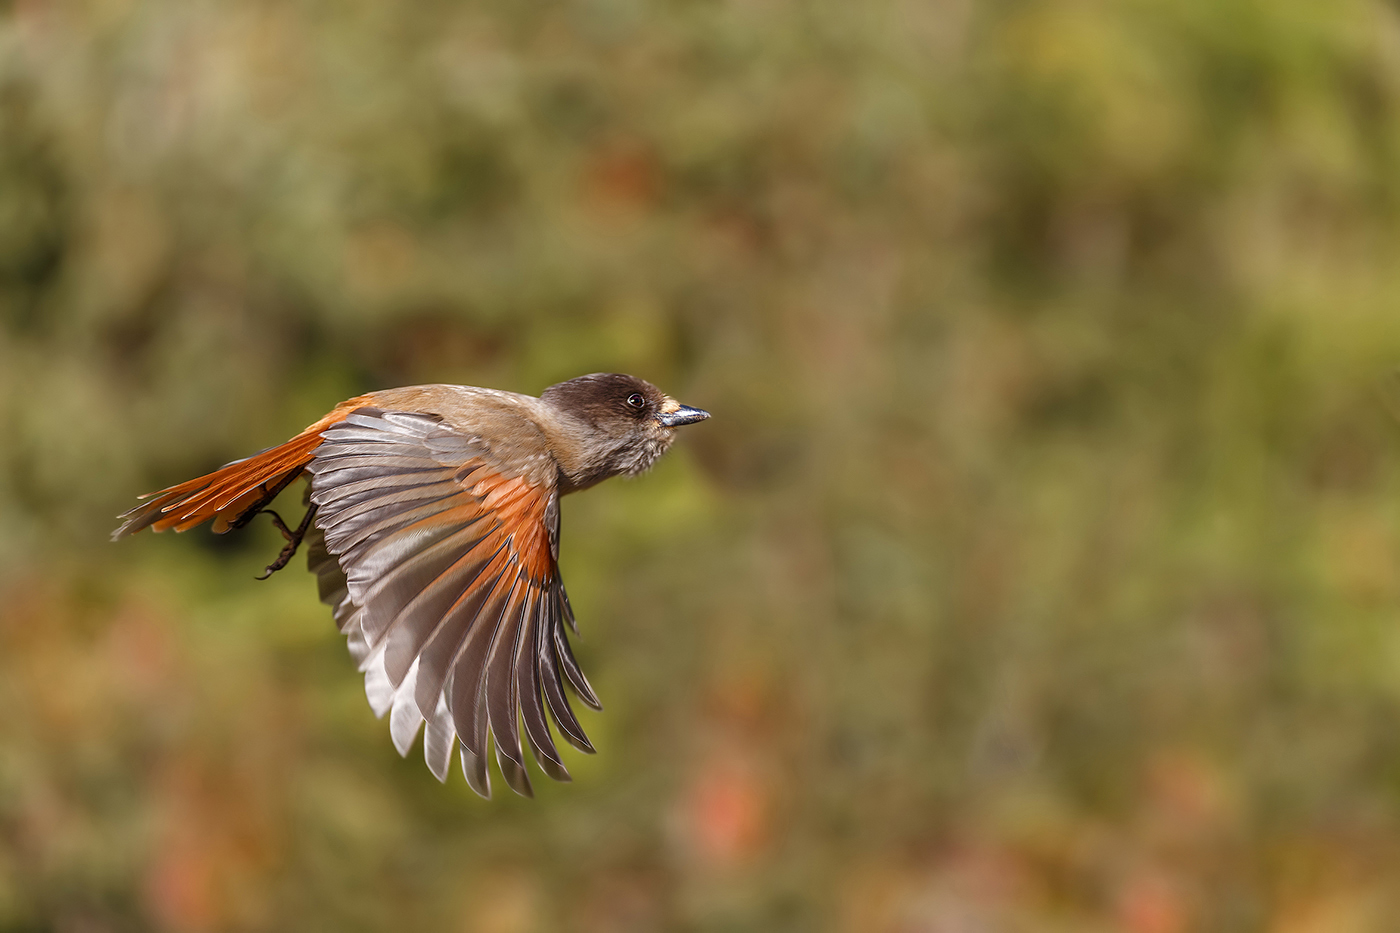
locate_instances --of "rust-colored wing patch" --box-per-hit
[306,408,599,798]
[111,395,374,538]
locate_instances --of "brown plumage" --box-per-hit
[113,374,710,797]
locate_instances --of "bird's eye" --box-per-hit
[626,393,647,410]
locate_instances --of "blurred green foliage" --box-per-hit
[5,0,1400,929]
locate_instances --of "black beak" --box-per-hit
[656,404,710,427]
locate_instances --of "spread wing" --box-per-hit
[304,407,600,798]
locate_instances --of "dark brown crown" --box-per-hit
[541,373,666,427]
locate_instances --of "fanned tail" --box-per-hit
[112,396,372,540]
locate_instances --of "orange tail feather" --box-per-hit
[112,396,373,540]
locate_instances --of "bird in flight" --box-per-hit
[113,373,710,798]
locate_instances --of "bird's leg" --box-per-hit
[256,505,318,580]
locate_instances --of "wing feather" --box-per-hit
[418,556,513,726]
[484,581,532,797]
[389,659,425,756]
[381,542,505,685]
[308,407,596,796]
[519,590,570,782]
[554,612,602,711]
[423,687,456,782]
[460,741,491,799]
[539,592,596,754]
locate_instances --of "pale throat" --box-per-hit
[547,419,675,494]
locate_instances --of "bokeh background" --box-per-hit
[5,0,1400,930]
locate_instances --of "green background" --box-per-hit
[5,0,1400,929]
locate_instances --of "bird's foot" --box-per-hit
[256,505,318,580]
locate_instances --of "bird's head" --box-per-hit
[542,373,710,486]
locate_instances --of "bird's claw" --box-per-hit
[256,506,317,580]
